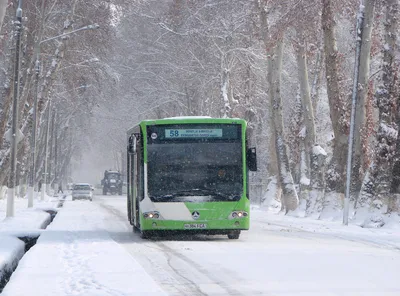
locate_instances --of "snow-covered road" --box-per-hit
[2,195,400,296]
[97,196,400,296]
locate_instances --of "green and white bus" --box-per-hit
[126,117,257,239]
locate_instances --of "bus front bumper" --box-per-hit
[141,218,249,232]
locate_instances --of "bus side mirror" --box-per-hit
[247,147,257,171]
[133,138,137,154]
[128,135,137,154]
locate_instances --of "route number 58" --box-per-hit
[169,130,179,137]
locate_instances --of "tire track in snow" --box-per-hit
[98,200,246,296]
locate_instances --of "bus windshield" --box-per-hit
[147,124,243,202]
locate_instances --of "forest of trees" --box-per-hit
[0,0,399,225]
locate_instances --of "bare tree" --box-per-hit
[351,0,376,200]
[322,0,350,195]
[358,0,398,214]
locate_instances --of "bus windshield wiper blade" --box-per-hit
[189,188,236,200]
[151,192,197,200]
[192,188,226,197]
[152,189,237,200]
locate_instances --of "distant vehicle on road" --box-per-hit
[72,183,93,201]
[101,170,123,195]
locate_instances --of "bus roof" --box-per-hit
[127,117,246,135]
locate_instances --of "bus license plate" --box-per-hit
[184,223,207,229]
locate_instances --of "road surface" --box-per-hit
[93,195,400,296]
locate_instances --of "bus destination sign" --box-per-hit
[165,129,223,138]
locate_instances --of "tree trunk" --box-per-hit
[273,38,299,213]
[0,0,7,31]
[220,61,231,118]
[392,89,400,212]
[259,0,280,202]
[295,28,325,215]
[374,0,398,202]
[310,47,324,112]
[48,109,56,188]
[321,0,348,193]
[308,145,327,216]
[386,0,399,212]
[360,0,398,211]
[295,29,315,180]
[352,0,376,200]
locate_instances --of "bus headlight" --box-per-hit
[143,211,160,219]
[230,211,248,219]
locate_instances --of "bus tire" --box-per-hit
[127,200,133,225]
[140,230,150,239]
[227,231,240,239]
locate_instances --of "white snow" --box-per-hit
[298,126,306,138]
[1,195,400,296]
[383,43,390,51]
[0,196,57,236]
[0,196,59,292]
[380,122,398,140]
[313,144,327,156]
[300,175,311,186]
[1,197,166,296]
[0,236,24,279]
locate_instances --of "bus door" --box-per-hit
[128,133,139,227]
[133,131,144,227]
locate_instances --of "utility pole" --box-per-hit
[6,0,23,218]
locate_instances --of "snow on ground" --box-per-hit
[2,195,400,296]
[251,206,400,250]
[0,236,24,286]
[99,196,400,296]
[0,196,59,282]
[1,198,167,296]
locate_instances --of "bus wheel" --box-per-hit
[127,200,132,225]
[140,230,150,239]
[227,231,240,239]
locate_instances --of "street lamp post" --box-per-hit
[6,0,23,218]
[27,24,99,205]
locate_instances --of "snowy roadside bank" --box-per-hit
[251,207,400,250]
[1,200,167,296]
[0,197,60,292]
[0,236,24,293]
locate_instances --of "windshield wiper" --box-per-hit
[152,189,236,200]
